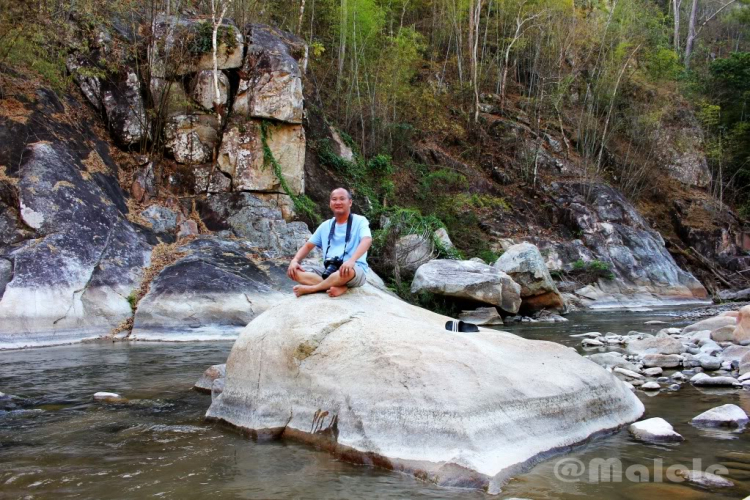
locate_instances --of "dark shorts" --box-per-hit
[304,264,367,288]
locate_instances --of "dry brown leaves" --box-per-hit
[0,166,18,186]
[81,149,109,177]
[0,97,30,124]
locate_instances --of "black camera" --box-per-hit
[322,257,344,279]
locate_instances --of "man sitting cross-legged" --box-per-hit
[287,188,372,298]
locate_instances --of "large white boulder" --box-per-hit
[206,286,644,491]
[493,242,564,312]
[411,259,522,313]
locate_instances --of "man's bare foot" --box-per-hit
[327,285,348,297]
[293,284,316,297]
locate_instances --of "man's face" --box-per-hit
[329,190,352,216]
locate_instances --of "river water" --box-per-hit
[1,308,749,499]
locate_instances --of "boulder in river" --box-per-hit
[411,259,522,314]
[691,404,748,427]
[682,315,737,334]
[641,354,683,368]
[626,336,685,356]
[194,364,226,394]
[493,242,565,312]
[629,418,683,443]
[206,285,644,491]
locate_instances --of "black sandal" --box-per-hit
[445,320,479,333]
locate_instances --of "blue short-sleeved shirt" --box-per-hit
[309,214,372,271]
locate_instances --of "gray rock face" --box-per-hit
[101,69,148,146]
[541,183,707,308]
[140,205,179,234]
[655,108,712,188]
[206,285,644,491]
[0,259,11,299]
[149,15,244,78]
[198,193,311,257]
[66,55,103,111]
[395,234,434,275]
[0,138,151,349]
[234,24,304,124]
[164,114,220,164]
[217,117,305,194]
[131,237,293,341]
[493,243,564,312]
[190,70,229,111]
[411,259,522,313]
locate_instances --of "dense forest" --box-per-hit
[1,0,749,287]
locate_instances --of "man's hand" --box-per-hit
[287,259,303,280]
[339,260,356,278]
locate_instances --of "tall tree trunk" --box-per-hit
[673,0,682,54]
[337,0,347,90]
[469,0,483,122]
[298,0,306,35]
[684,0,699,67]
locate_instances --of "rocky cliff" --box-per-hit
[0,10,741,348]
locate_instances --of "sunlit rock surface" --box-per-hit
[207,285,644,491]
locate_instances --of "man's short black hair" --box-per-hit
[331,188,352,200]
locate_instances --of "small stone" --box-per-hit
[93,392,126,402]
[643,367,663,377]
[642,354,682,368]
[582,338,605,347]
[668,384,681,391]
[177,220,199,239]
[614,367,643,380]
[641,381,661,391]
[570,332,602,338]
[645,320,668,325]
[676,470,733,488]
[690,373,740,387]
[691,404,749,427]
[629,417,683,443]
[672,372,686,381]
[657,377,670,383]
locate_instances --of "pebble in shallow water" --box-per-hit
[675,469,733,488]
